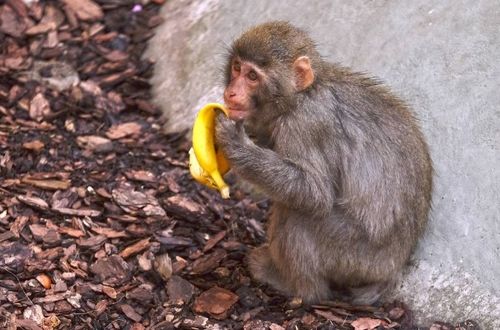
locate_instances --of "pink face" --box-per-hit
[224,58,264,121]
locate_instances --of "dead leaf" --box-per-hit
[351,317,384,330]
[102,285,117,299]
[36,274,52,289]
[79,80,102,95]
[33,293,66,304]
[103,50,128,62]
[53,281,68,293]
[0,231,15,243]
[5,56,25,70]
[172,257,188,274]
[23,140,45,152]
[45,30,59,48]
[42,314,61,329]
[105,122,142,140]
[26,21,56,35]
[77,235,107,248]
[22,177,70,190]
[15,319,42,330]
[96,67,136,87]
[314,309,349,324]
[127,284,154,303]
[112,187,166,217]
[191,249,227,274]
[137,252,152,272]
[119,304,142,322]
[7,0,28,17]
[76,135,113,153]
[164,195,207,219]
[29,93,51,122]
[95,300,108,316]
[203,230,226,252]
[131,323,145,330]
[270,324,285,330]
[125,170,156,183]
[53,207,101,217]
[62,0,103,21]
[92,227,128,238]
[58,227,85,238]
[25,171,70,180]
[96,187,112,198]
[26,5,64,35]
[153,253,172,281]
[161,170,182,193]
[18,195,49,210]
[119,238,150,258]
[135,99,159,114]
[156,236,194,248]
[193,286,239,320]
[0,4,27,38]
[42,229,61,245]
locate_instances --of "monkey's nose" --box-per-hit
[224,90,236,105]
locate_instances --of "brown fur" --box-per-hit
[216,21,433,304]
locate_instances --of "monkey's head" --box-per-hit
[224,21,320,121]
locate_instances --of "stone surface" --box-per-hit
[146,0,500,327]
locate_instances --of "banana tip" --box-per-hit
[220,186,230,199]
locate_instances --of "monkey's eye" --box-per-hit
[233,62,241,72]
[248,70,258,81]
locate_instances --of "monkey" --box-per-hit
[215,21,432,305]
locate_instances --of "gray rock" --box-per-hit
[167,275,195,304]
[90,255,131,287]
[23,61,80,91]
[22,305,44,325]
[146,0,500,327]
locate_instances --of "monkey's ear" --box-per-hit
[293,56,314,91]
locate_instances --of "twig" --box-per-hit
[0,266,34,306]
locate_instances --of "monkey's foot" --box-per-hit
[248,245,286,291]
[248,245,332,303]
[349,282,389,305]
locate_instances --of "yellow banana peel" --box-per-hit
[189,103,231,199]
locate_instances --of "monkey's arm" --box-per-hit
[216,115,334,216]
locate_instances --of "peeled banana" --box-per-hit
[189,103,231,199]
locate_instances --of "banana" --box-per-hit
[189,103,231,199]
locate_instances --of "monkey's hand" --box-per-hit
[215,112,252,153]
[216,112,333,217]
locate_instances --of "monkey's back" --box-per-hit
[275,66,433,286]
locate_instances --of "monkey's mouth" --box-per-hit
[227,108,248,121]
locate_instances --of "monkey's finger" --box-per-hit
[235,121,246,135]
[215,116,233,144]
[214,108,226,118]
[216,114,235,133]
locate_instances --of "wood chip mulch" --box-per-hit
[0,0,481,329]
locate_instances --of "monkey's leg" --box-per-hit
[248,241,332,303]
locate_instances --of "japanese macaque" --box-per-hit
[215,21,432,304]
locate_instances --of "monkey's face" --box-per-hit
[224,54,315,123]
[224,57,266,121]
